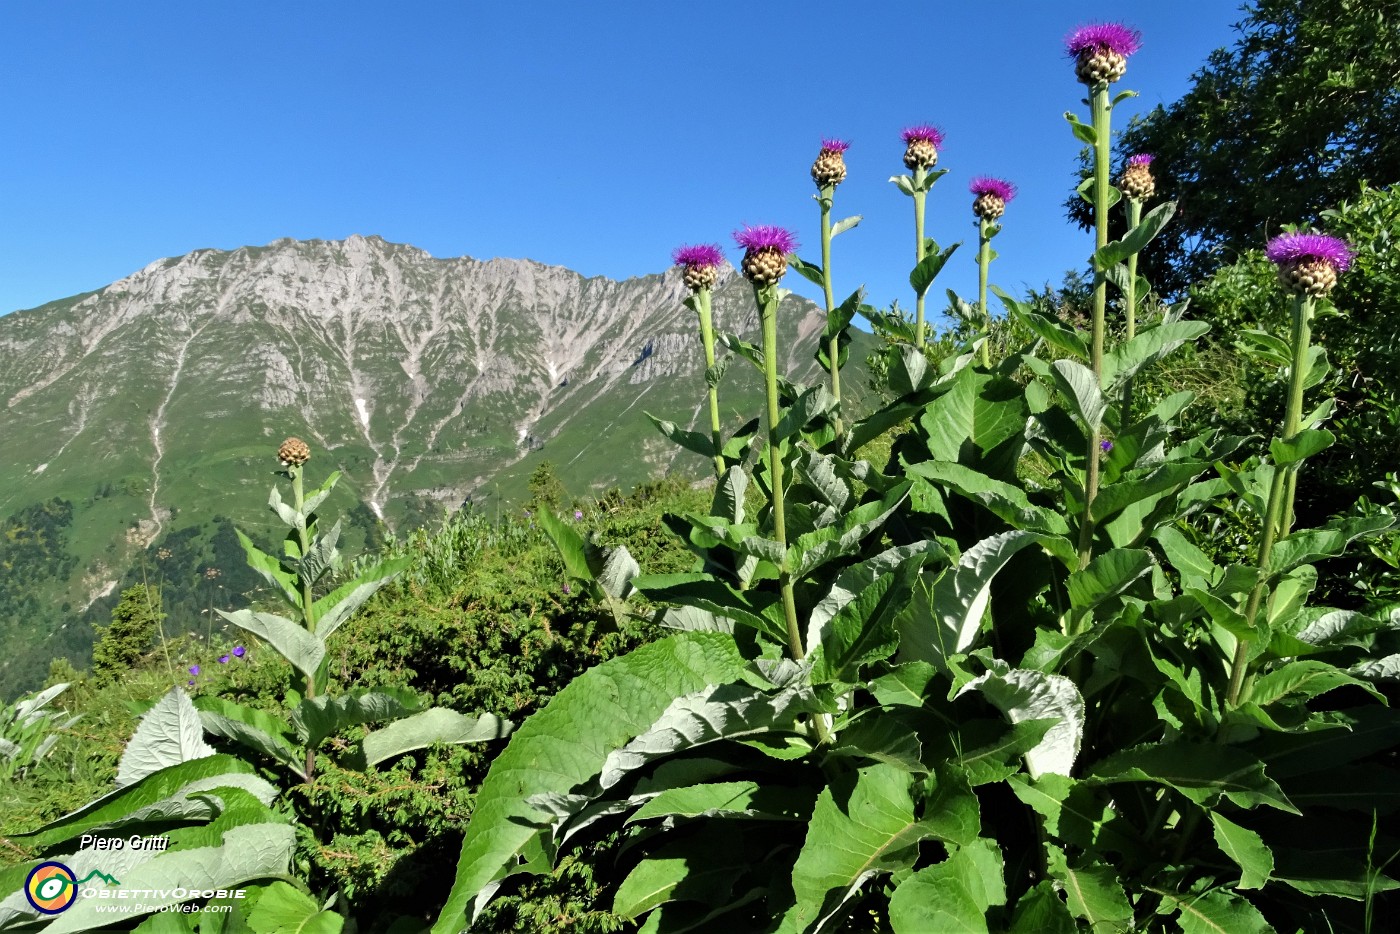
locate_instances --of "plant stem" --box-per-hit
[693,289,726,477]
[1074,83,1113,586]
[1227,294,1314,708]
[758,287,803,664]
[292,465,319,778]
[1121,198,1143,419]
[977,216,992,368]
[819,187,844,439]
[913,166,928,348]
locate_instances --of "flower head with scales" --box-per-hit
[901,125,944,171]
[812,138,851,189]
[1265,232,1354,296]
[672,243,725,292]
[969,176,1016,220]
[733,225,798,287]
[1066,22,1141,85]
[1120,153,1157,201]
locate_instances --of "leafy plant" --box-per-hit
[0,683,80,783]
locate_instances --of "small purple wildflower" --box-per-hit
[218,654,230,664]
[187,680,195,686]
[820,138,850,153]
[563,582,571,594]
[733,225,799,254]
[1065,22,1142,58]
[1127,153,1154,168]
[574,509,583,520]
[901,125,944,148]
[1265,232,1354,271]
[232,645,245,658]
[189,664,200,676]
[969,177,1017,203]
[671,243,725,269]
[1100,439,1114,453]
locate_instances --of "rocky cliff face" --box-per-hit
[0,235,859,693]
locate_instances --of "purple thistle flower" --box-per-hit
[1265,232,1354,272]
[232,645,245,658]
[188,664,200,676]
[733,225,799,254]
[671,243,725,269]
[819,138,850,154]
[1065,22,1142,58]
[969,177,1017,203]
[901,125,944,147]
[1100,439,1114,453]
[1126,153,1154,168]
[218,654,230,664]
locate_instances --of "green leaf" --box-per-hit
[646,413,715,459]
[1209,812,1273,890]
[889,840,1005,934]
[117,687,217,787]
[1007,881,1076,933]
[1006,773,1137,852]
[831,215,862,237]
[246,882,344,934]
[236,528,300,609]
[1155,526,1221,590]
[1250,660,1383,707]
[999,288,1088,360]
[291,686,424,748]
[957,669,1084,778]
[431,634,751,933]
[36,824,296,934]
[813,563,918,683]
[919,367,1026,470]
[1066,548,1153,611]
[1267,515,1395,577]
[194,696,302,777]
[1086,742,1298,812]
[216,609,324,681]
[957,720,1056,785]
[15,754,276,849]
[1064,112,1097,146]
[787,764,944,930]
[612,827,748,922]
[1092,201,1177,270]
[1270,429,1335,465]
[1160,888,1273,934]
[889,174,916,196]
[1045,845,1132,930]
[910,242,961,297]
[1050,359,1104,432]
[358,707,513,768]
[789,255,826,287]
[908,462,1069,534]
[310,555,411,640]
[628,781,814,824]
[1101,319,1210,391]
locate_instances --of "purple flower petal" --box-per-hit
[1265,232,1354,271]
[671,243,725,268]
[219,654,230,664]
[901,124,944,148]
[733,225,799,254]
[232,645,245,658]
[1065,22,1142,58]
[188,680,195,686]
[574,510,583,520]
[819,138,850,153]
[969,176,1017,202]
[188,664,200,676]
[1126,153,1154,167]
[1100,439,1114,453]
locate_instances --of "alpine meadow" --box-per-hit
[4,2,1400,932]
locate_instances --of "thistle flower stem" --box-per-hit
[757,287,803,664]
[693,289,726,477]
[977,217,993,368]
[1121,198,1143,419]
[1227,295,1313,708]
[913,167,928,348]
[819,187,844,439]
[291,464,319,778]
[1074,83,1113,584]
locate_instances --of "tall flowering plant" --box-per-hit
[969,176,1016,367]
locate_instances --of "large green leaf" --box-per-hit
[1101,319,1209,392]
[786,763,948,931]
[1267,515,1395,577]
[1045,844,1131,930]
[116,688,216,787]
[813,562,918,683]
[888,839,1005,934]
[1066,548,1153,612]
[246,881,343,934]
[15,754,277,849]
[1049,359,1104,433]
[1007,881,1075,933]
[358,707,513,768]
[628,781,815,824]
[1006,774,1137,852]
[646,413,716,459]
[431,633,751,934]
[919,367,1026,472]
[291,686,424,748]
[194,696,302,777]
[236,528,300,609]
[215,609,325,681]
[957,669,1084,778]
[1086,742,1298,812]
[1157,889,1273,934]
[310,555,411,640]
[1209,812,1273,890]
[907,461,1068,534]
[612,825,748,922]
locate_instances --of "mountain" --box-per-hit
[0,235,871,695]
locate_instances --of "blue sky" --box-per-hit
[0,2,1247,320]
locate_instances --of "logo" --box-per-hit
[24,862,78,914]
[24,863,122,915]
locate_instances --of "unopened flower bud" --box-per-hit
[278,437,311,467]
[811,139,850,189]
[1119,154,1156,201]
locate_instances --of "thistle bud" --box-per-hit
[278,437,311,467]
[811,139,850,189]
[1119,154,1156,202]
[969,177,1017,221]
[733,225,798,287]
[901,125,943,171]
[1264,232,1354,297]
[1065,23,1142,86]
[671,244,725,293]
